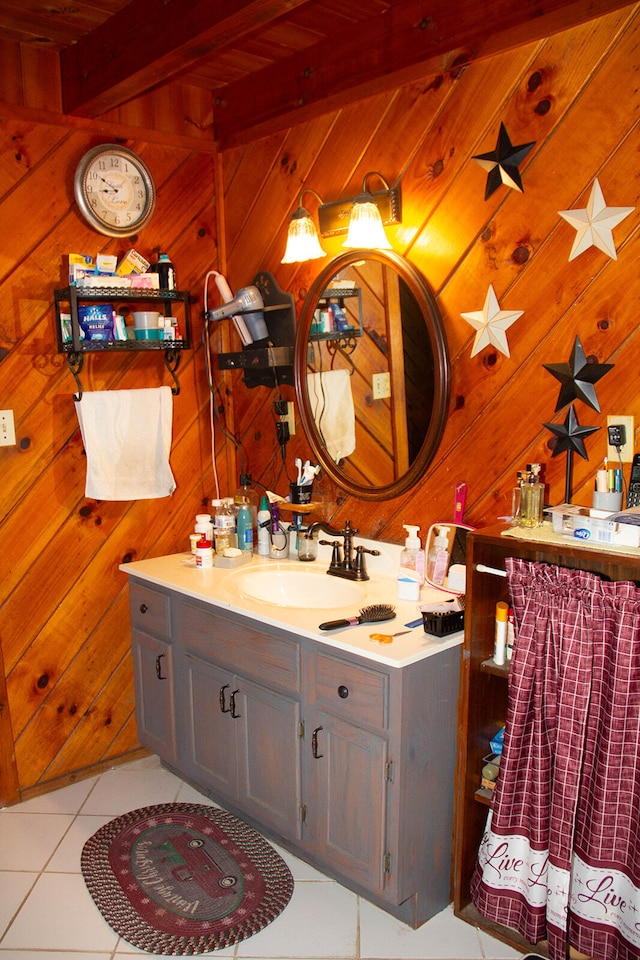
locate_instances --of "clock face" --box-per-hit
[74,144,156,237]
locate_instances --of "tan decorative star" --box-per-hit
[461,285,523,358]
[558,179,634,261]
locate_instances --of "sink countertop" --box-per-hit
[120,540,464,668]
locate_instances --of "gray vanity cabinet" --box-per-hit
[126,575,461,929]
[130,583,177,762]
[304,650,390,895]
[175,595,304,841]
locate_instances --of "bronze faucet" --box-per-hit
[304,519,380,581]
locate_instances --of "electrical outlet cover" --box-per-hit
[372,372,391,400]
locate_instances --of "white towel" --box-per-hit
[75,387,176,500]
[307,370,356,462]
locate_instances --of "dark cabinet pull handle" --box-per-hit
[139,603,148,614]
[338,685,349,699]
[230,689,241,718]
[155,654,166,680]
[219,684,230,713]
[312,725,324,758]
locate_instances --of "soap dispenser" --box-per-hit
[427,525,450,586]
[397,525,425,601]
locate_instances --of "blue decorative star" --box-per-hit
[473,123,536,199]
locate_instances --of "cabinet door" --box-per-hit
[131,630,177,762]
[237,676,303,839]
[306,709,388,893]
[183,654,237,802]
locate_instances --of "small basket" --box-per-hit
[422,609,465,637]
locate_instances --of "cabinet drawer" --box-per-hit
[130,583,171,638]
[314,653,389,730]
[178,602,300,693]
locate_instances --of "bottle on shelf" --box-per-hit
[213,498,237,553]
[154,252,176,290]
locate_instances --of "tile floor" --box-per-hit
[0,754,523,960]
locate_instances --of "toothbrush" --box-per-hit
[295,458,303,484]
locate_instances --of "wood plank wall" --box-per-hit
[223,3,640,542]
[1,4,640,804]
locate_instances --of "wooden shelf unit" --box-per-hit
[452,521,640,952]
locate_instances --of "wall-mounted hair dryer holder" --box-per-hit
[216,271,296,388]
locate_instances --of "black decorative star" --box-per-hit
[543,335,613,412]
[472,123,536,199]
[543,404,600,460]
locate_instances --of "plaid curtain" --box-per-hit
[471,558,640,960]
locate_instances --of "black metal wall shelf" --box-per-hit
[55,286,192,400]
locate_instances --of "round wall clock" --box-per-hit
[74,144,156,237]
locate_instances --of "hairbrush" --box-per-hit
[319,603,396,631]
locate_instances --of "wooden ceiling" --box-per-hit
[0,0,632,146]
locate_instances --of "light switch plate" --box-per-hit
[0,409,16,446]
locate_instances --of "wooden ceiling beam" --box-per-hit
[213,0,634,148]
[60,0,314,117]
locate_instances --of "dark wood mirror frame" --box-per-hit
[293,249,450,501]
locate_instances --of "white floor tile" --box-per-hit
[46,814,112,872]
[0,872,38,939]
[0,953,111,960]
[236,879,358,958]
[0,812,74,871]
[9,777,99,815]
[359,901,484,960]
[0,873,118,952]
[478,927,522,959]
[78,766,185,816]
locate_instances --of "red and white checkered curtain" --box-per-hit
[471,558,640,960]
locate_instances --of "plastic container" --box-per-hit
[195,513,214,544]
[399,525,425,582]
[257,495,271,557]
[269,504,288,559]
[195,536,213,568]
[494,601,509,665]
[154,252,176,290]
[213,498,237,553]
[236,503,254,553]
[427,525,450,586]
[519,465,544,528]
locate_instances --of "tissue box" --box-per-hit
[546,504,640,547]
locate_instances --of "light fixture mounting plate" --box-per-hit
[318,185,402,237]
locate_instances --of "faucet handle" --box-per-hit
[353,545,380,580]
[319,539,343,570]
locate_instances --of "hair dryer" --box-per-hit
[212,273,252,345]
[207,283,269,342]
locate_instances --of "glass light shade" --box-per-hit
[281,210,326,263]
[343,198,392,249]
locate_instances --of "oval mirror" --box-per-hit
[293,249,450,500]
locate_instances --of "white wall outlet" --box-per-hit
[372,372,391,400]
[0,409,16,446]
[607,414,634,463]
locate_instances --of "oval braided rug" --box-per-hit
[81,802,294,955]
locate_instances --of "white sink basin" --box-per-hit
[233,567,366,609]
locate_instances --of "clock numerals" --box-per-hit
[74,144,156,237]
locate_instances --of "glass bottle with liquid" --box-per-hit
[518,467,544,528]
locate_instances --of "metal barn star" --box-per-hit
[543,335,613,412]
[558,179,634,261]
[472,123,536,199]
[543,404,599,460]
[461,285,523,358]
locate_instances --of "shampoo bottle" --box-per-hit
[257,495,271,557]
[427,525,450,586]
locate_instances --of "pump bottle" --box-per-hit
[257,495,271,556]
[427,526,450,586]
[399,525,425,583]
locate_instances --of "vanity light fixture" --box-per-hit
[281,189,327,263]
[282,173,402,262]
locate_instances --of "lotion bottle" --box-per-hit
[257,495,271,557]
